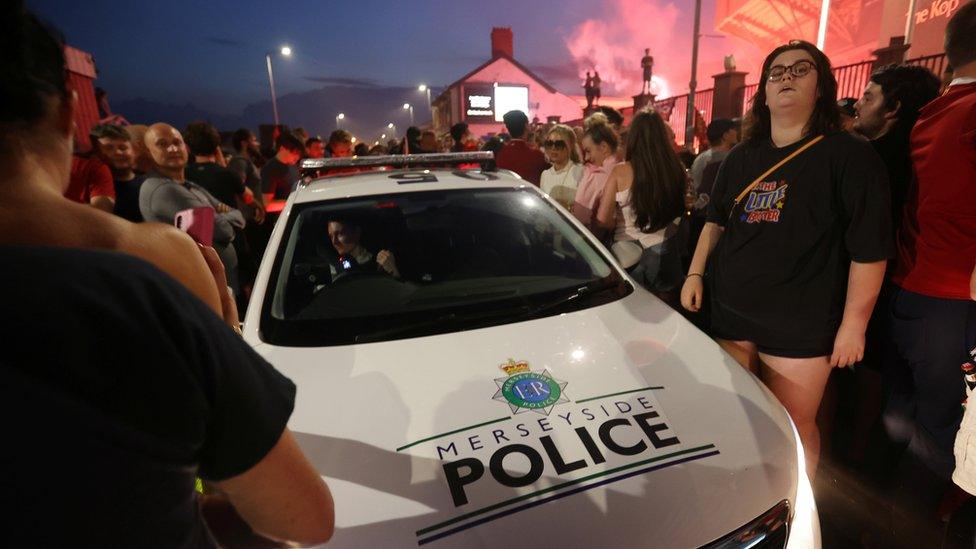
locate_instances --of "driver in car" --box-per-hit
[327,218,400,281]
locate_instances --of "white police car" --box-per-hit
[243,153,819,548]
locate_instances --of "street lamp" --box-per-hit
[265,45,292,126]
[336,112,345,129]
[418,84,432,111]
[403,103,414,125]
[381,133,387,139]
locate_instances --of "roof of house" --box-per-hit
[433,54,558,105]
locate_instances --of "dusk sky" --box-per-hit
[29,0,766,137]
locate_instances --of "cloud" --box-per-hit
[563,0,765,98]
[303,76,380,87]
[529,61,583,83]
[204,36,247,47]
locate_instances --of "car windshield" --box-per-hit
[260,185,631,346]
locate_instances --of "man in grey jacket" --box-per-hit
[140,123,246,298]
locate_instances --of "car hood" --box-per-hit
[250,289,799,548]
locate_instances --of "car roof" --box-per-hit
[293,168,531,204]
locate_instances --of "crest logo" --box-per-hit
[492,359,569,415]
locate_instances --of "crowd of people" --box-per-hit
[4,0,976,544]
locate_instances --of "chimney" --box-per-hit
[491,27,513,59]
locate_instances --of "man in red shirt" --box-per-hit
[65,154,115,213]
[885,2,976,538]
[495,110,548,185]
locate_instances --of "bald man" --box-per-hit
[140,123,246,297]
[3,123,232,327]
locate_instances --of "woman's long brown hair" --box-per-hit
[625,110,686,233]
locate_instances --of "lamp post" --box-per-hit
[403,103,414,125]
[685,0,701,151]
[418,84,432,109]
[265,46,292,126]
[336,112,345,129]
[387,122,396,135]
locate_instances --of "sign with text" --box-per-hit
[912,0,969,58]
[464,84,495,121]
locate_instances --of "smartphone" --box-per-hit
[174,206,215,246]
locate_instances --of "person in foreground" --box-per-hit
[0,3,334,546]
[884,3,976,540]
[680,40,893,479]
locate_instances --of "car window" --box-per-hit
[260,187,631,346]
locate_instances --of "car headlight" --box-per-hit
[703,417,820,548]
[785,416,820,549]
[702,499,791,548]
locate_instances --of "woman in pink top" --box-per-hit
[571,122,619,235]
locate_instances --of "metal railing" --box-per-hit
[904,53,948,78]
[654,94,689,146]
[833,59,876,99]
[695,88,714,126]
[741,83,759,114]
[654,52,947,140]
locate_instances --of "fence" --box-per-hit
[654,94,689,146]
[652,88,714,149]
[736,53,946,114]
[833,60,876,100]
[741,83,759,114]
[904,53,948,78]
[650,52,947,147]
[695,88,714,128]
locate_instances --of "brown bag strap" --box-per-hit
[727,134,824,221]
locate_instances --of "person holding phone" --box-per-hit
[140,123,246,298]
[680,40,893,479]
[325,217,399,282]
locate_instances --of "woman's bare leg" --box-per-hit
[759,353,833,480]
[716,339,760,375]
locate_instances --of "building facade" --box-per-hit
[432,28,584,137]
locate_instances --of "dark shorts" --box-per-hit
[709,299,837,359]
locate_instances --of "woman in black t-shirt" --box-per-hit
[680,41,893,479]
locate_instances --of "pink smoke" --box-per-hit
[564,0,766,99]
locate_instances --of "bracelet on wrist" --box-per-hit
[685,273,703,279]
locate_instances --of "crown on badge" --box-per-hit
[500,359,530,376]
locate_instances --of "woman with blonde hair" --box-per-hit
[539,124,583,209]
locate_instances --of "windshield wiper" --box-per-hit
[353,307,523,344]
[514,277,625,320]
[352,277,626,344]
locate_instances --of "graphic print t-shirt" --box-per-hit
[704,133,893,347]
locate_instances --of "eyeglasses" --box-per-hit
[766,60,816,82]
[544,140,567,150]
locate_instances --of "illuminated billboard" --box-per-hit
[463,83,530,122]
[493,85,529,122]
[463,84,495,121]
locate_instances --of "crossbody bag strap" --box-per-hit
[727,134,824,222]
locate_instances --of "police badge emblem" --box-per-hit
[492,359,569,415]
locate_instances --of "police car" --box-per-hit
[243,152,820,548]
